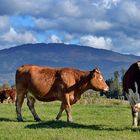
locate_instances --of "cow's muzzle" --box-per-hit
[103,87,109,92]
[133,103,140,112]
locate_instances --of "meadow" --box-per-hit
[0,97,140,140]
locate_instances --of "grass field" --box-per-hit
[0,97,140,140]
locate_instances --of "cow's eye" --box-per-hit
[92,74,95,78]
[99,76,103,81]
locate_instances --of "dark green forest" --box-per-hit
[100,68,126,99]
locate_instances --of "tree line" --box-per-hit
[0,83,15,90]
[100,68,126,99]
[0,68,126,100]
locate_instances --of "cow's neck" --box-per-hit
[75,71,91,95]
[137,61,140,71]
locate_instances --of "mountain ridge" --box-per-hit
[0,43,139,84]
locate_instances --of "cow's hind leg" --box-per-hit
[0,99,3,103]
[27,94,41,122]
[16,89,27,122]
[56,102,65,121]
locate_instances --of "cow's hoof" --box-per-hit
[17,118,23,122]
[138,120,140,126]
[67,119,73,123]
[55,119,61,122]
[35,118,41,122]
[132,125,138,129]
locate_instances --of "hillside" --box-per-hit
[0,43,139,84]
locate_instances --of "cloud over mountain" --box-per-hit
[0,0,139,56]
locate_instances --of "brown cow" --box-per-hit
[15,64,109,122]
[123,61,140,128]
[0,89,16,103]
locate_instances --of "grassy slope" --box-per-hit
[0,99,140,140]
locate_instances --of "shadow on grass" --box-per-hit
[131,128,140,132]
[0,117,16,122]
[25,120,132,131]
[0,117,36,122]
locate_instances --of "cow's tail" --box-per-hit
[15,65,25,85]
[15,68,20,85]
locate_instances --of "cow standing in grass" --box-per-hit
[0,89,16,103]
[15,65,109,122]
[123,61,140,128]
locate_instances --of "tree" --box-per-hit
[2,83,11,90]
[120,68,126,81]
[101,70,124,99]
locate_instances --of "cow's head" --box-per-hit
[126,82,140,113]
[133,103,140,112]
[89,68,109,92]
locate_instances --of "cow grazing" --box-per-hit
[15,65,109,122]
[0,89,16,103]
[123,61,140,128]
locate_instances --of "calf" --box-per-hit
[123,61,140,128]
[0,89,16,103]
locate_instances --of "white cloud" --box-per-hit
[34,18,48,29]
[111,32,140,56]
[0,0,140,56]
[34,18,58,30]
[0,0,81,18]
[102,0,120,9]
[0,16,10,32]
[122,1,140,23]
[2,27,37,45]
[64,34,74,43]
[47,35,62,43]
[34,17,112,34]
[0,0,112,34]
[136,52,140,56]
[61,18,112,34]
[80,35,113,50]
[54,0,81,17]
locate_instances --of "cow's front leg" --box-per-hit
[65,104,73,122]
[64,94,73,122]
[138,112,140,126]
[132,109,138,128]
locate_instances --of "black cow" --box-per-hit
[123,61,140,128]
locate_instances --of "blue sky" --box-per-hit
[0,0,140,56]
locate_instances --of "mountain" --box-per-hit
[0,43,139,84]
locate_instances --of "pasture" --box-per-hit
[0,97,140,140]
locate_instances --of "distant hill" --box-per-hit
[0,43,139,84]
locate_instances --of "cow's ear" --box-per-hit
[90,70,95,78]
[94,68,101,73]
[91,68,99,74]
[92,68,97,72]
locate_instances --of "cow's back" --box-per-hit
[123,61,140,94]
[16,65,59,99]
[16,65,88,101]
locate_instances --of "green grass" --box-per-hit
[0,99,140,140]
